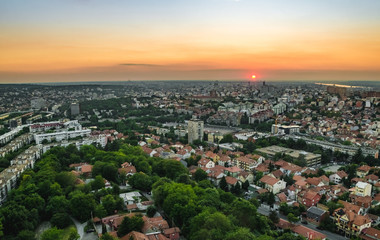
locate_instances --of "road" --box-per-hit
[70,217,98,240]
[258,205,347,240]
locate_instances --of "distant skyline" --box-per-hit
[1,0,380,83]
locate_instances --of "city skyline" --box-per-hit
[1,0,380,83]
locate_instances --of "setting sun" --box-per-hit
[252,75,256,79]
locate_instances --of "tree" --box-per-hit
[219,176,228,191]
[194,168,208,182]
[46,196,69,217]
[287,213,299,224]
[0,221,3,238]
[100,233,117,240]
[128,172,152,191]
[147,206,157,218]
[246,141,255,153]
[176,173,192,184]
[267,192,275,207]
[220,134,234,143]
[242,180,249,190]
[254,171,264,185]
[269,210,279,224]
[95,204,107,219]
[278,233,305,240]
[41,227,63,240]
[92,175,106,190]
[69,191,96,222]
[17,230,36,240]
[232,182,241,195]
[117,215,144,237]
[225,227,255,240]
[50,212,72,229]
[0,202,38,235]
[55,172,76,189]
[189,211,234,240]
[67,227,80,240]
[102,194,117,215]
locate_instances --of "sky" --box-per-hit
[0,0,380,83]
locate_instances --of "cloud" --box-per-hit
[119,63,162,67]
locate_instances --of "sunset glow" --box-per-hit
[0,0,379,83]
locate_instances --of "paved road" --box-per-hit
[258,206,347,240]
[70,217,98,240]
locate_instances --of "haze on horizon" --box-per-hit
[0,0,380,83]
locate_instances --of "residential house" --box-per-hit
[198,159,215,168]
[238,171,254,184]
[306,206,328,226]
[234,156,258,171]
[163,227,181,240]
[204,151,219,162]
[333,208,371,238]
[224,166,241,178]
[300,190,322,207]
[142,216,170,234]
[329,171,348,184]
[306,177,325,187]
[217,154,231,167]
[225,176,239,190]
[365,174,379,185]
[360,227,380,240]
[354,182,372,197]
[260,175,287,194]
[118,162,137,176]
[350,195,372,212]
[357,165,371,178]
[280,164,303,176]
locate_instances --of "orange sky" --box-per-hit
[1,0,380,83]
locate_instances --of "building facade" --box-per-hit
[188,119,204,144]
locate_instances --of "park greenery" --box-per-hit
[0,140,310,240]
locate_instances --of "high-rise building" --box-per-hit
[71,103,80,116]
[188,119,204,144]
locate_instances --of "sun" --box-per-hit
[252,75,256,79]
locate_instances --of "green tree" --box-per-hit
[220,134,234,143]
[147,206,157,218]
[242,180,249,190]
[269,210,279,224]
[128,172,152,191]
[68,227,80,240]
[117,215,144,237]
[46,196,69,217]
[232,182,241,195]
[176,173,192,184]
[17,230,36,240]
[194,168,208,182]
[55,172,76,189]
[50,212,72,229]
[41,227,63,240]
[92,175,106,190]
[219,176,228,191]
[102,194,123,215]
[69,191,96,222]
[287,213,299,224]
[100,233,117,240]
[189,211,234,240]
[267,192,275,207]
[225,227,255,240]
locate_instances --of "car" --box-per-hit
[86,229,95,233]
[301,220,308,225]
